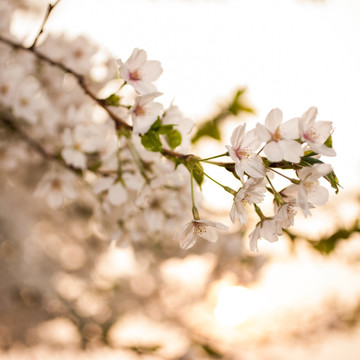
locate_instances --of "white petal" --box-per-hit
[265,108,283,132]
[93,177,114,194]
[307,184,329,206]
[280,140,303,163]
[264,141,283,162]
[309,142,336,156]
[281,117,300,139]
[230,124,245,148]
[255,123,271,142]
[243,155,266,178]
[298,184,311,217]
[300,106,318,131]
[108,183,128,206]
[249,225,261,252]
[200,225,219,243]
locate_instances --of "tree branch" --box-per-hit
[29,0,62,50]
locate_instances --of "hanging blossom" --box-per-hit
[230,177,267,226]
[117,48,163,94]
[299,106,336,156]
[255,108,303,163]
[93,176,128,207]
[282,163,332,217]
[174,219,229,250]
[34,170,77,209]
[226,124,266,181]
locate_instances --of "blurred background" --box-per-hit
[1,0,360,359]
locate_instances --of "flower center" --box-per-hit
[134,104,146,116]
[129,69,141,81]
[272,127,283,142]
[235,147,251,160]
[194,223,207,235]
[303,127,319,142]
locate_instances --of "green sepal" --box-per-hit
[104,93,120,106]
[324,134,333,148]
[324,170,341,194]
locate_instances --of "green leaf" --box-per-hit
[141,130,162,152]
[150,117,162,131]
[158,124,174,135]
[166,129,182,149]
[324,170,341,194]
[191,121,221,143]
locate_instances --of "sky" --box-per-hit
[16,0,360,192]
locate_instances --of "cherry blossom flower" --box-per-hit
[256,108,303,163]
[282,163,332,217]
[230,177,266,225]
[61,122,108,170]
[249,219,279,252]
[93,176,128,206]
[34,171,77,209]
[299,106,336,156]
[226,124,266,181]
[174,219,229,250]
[117,48,163,94]
[130,92,163,135]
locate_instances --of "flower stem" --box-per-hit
[203,171,236,196]
[200,152,229,162]
[190,170,200,220]
[266,175,285,205]
[269,167,300,184]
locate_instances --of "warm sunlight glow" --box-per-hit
[214,286,257,326]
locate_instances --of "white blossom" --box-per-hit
[256,108,303,163]
[34,171,77,209]
[174,219,229,250]
[299,106,336,156]
[130,92,163,135]
[93,176,128,206]
[117,48,163,94]
[230,177,266,225]
[282,163,332,217]
[226,124,266,181]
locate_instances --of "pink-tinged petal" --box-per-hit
[243,155,266,178]
[265,108,283,132]
[235,161,245,182]
[230,124,245,148]
[281,117,300,139]
[178,230,197,250]
[142,60,163,81]
[230,201,247,225]
[200,226,219,243]
[199,219,229,231]
[308,142,336,156]
[127,48,147,69]
[313,120,333,143]
[249,225,261,252]
[264,141,283,162]
[298,184,311,217]
[261,220,278,243]
[280,139,303,163]
[300,106,318,131]
[132,81,157,95]
[307,184,329,206]
[281,184,299,201]
[243,128,261,150]
[108,183,128,206]
[256,123,271,142]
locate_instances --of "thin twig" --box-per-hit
[29,0,62,50]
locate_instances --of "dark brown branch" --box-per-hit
[29,0,62,50]
[0,35,194,163]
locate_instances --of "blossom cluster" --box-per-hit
[0,1,339,252]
